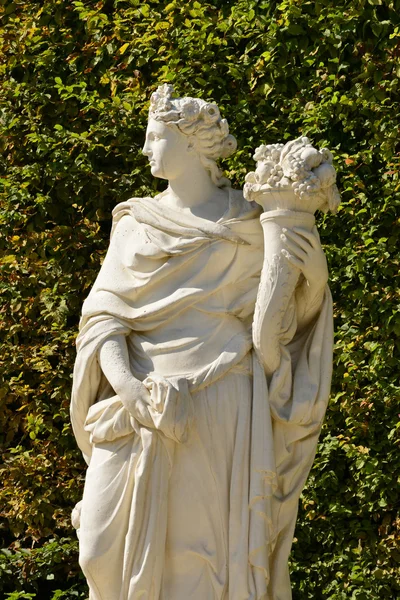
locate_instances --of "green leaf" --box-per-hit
[287,23,305,35]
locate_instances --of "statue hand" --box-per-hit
[280,226,328,292]
[131,378,152,404]
[119,378,152,424]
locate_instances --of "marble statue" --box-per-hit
[70,84,340,600]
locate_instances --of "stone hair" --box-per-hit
[149,84,237,187]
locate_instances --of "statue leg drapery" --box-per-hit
[79,435,142,600]
[79,366,254,600]
[162,367,253,600]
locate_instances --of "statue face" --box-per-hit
[142,118,190,181]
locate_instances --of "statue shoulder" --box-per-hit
[111,196,153,238]
[112,196,152,219]
[228,187,262,221]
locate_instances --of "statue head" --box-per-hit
[143,84,237,187]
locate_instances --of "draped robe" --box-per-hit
[71,189,333,600]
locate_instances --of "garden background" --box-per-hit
[0,0,399,598]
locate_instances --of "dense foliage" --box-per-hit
[0,0,399,598]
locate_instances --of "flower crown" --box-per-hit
[148,84,236,160]
[149,84,226,129]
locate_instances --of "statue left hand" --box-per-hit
[280,226,328,291]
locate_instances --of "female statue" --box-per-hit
[71,84,336,600]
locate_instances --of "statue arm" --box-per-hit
[253,221,328,376]
[98,335,151,421]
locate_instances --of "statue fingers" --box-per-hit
[311,224,321,242]
[292,226,319,249]
[280,234,308,261]
[281,248,304,269]
[136,404,155,428]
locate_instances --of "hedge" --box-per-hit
[0,0,399,598]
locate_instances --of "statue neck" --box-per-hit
[166,165,220,209]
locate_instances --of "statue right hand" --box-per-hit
[118,377,152,424]
[97,335,154,426]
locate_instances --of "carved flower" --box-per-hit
[150,84,174,113]
[201,103,220,123]
[160,98,173,112]
[150,94,172,113]
[219,118,229,137]
[180,99,200,121]
[150,92,160,107]
[157,83,174,98]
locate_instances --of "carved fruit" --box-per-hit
[300,147,323,170]
[313,162,337,188]
[255,160,275,184]
[244,171,257,184]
